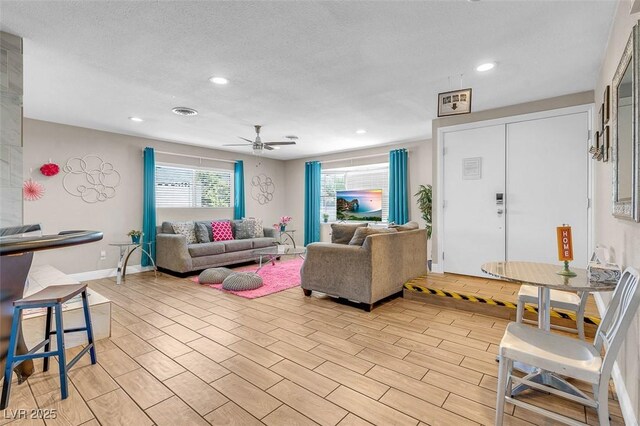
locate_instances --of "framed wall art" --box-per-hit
[603,85,611,125]
[599,103,605,133]
[590,131,599,157]
[603,125,610,162]
[438,88,472,117]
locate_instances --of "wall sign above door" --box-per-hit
[438,88,472,117]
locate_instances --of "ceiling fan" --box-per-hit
[223,125,297,154]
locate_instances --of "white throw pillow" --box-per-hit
[242,217,264,238]
[171,221,197,244]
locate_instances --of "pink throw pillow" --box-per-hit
[212,221,234,242]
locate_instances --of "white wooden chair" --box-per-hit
[516,284,589,339]
[496,267,640,426]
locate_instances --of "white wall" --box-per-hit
[283,140,433,249]
[594,1,640,422]
[22,118,285,274]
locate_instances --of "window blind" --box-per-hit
[155,164,233,208]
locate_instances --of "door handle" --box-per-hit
[497,208,504,215]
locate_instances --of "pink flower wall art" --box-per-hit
[23,179,45,201]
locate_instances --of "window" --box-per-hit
[321,163,389,222]
[155,164,233,208]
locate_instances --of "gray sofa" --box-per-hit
[156,220,276,274]
[301,227,428,311]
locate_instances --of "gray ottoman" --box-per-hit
[222,272,264,291]
[199,267,233,284]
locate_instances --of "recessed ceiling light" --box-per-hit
[356,129,367,134]
[129,116,143,122]
[171,107,198,116]
[209,77,228,85]
[476,62,496,72]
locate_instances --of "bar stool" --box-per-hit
[0,284,96,410]
[516,284,588,339]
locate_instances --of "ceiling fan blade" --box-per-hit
[263,145,274,150]
[264,141,296,146]
[238,137,254,143]
[223,144,252,147]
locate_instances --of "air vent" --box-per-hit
[171,107,198,116]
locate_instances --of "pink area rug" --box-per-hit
[190,257,303,299]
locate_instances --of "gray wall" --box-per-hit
[22,118,286,273]
[0,32,23,228]
[284,140,433,250]
[594,1,640,420]
[22,118,433,272]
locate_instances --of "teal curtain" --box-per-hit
[389,148,408,224]
[304,161,322,246]
[142,147,156,266]
[234,160,245,219]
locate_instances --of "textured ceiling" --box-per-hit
[0,0,616,159]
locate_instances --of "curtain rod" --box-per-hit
[319,150,410,165]
[153,150,237,164]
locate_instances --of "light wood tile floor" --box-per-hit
[0,272,624,425]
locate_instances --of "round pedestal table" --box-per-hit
[481,261,616,397]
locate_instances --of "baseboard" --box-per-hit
[430,263,444,274]
[69,265,154,282]
[594,293,638,425]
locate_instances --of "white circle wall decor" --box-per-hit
[250,174,275,205]
[62,155,121,203]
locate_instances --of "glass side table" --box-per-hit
[278,229,297,248]
[109,241,157,285]
[252,245,306,272]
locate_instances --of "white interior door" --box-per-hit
[506,112,589,267]
[443,125,506,276]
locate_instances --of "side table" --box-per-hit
[278,229,297,248]
[110,241,157,285]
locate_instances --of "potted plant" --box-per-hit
[414,184,432,269]
[127,230,143,244]
[273,216,292,232]
[322,213,329,223]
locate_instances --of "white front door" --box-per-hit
[506,112,589,267]
[443,124,506,277]
[441,109,591,278]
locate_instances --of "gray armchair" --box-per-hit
[301,229,428,311]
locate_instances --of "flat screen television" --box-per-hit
[336,189,382,222]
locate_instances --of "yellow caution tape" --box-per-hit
[404,277,600,326]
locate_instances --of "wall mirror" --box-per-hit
[612,21,640,220]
